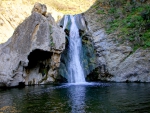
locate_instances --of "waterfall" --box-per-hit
[63,15,68,30]
[63,15,86,83]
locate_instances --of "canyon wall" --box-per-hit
[84,6,150,82]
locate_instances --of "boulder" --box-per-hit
[0,3,65,87]
[31,2,47,16]
[0,1,63,44]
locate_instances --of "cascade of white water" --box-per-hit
[63,15,68,30]
[67,15,86,83]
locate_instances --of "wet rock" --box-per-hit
[58,14,97,80]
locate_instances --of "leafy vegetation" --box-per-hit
[93,0,150,50]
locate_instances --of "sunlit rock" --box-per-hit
[0,3,65,87]
[31,2,47,16]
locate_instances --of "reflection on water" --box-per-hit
[69,84,86,113]
[0,83,150,113]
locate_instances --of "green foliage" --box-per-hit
[96,10,105,14]
[49,35,55,47]
[142,29,150,48]
[49,25,55,47]
[108,7,116,14]
[82,39,91,45]
[94,0,150,50]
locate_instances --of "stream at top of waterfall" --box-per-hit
[0,82,150,113]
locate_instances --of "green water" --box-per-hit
[0,82,150,113]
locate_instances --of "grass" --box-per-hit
[92,0,150,50]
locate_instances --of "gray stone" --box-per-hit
[84,11,150,82]
[0,3,65,87]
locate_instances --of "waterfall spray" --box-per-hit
[63,15,86,83]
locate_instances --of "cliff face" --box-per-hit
[84,0,150,82]
[1,0,150,84]
[0,3,65,87]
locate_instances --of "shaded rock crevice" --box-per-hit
[24,49,55,85]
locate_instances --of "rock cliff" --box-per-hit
[1,0,150,84]
[0,3,65,87]
[0,0,63,43]
[84,3,150,82]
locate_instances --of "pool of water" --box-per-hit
[0,82,150,113]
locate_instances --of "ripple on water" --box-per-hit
[0,82,150,113]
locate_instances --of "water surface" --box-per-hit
[0,82,150,113]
